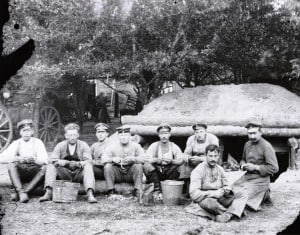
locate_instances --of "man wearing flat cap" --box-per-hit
[0,119,48,203]
[143,123,183,198]
[40,123,97,203]
[240,121,278,211]
[102,125,144,200]
[180,123,219,194]
[90,123,110,180]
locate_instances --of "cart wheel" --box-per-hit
[39,106,61,144]
[0,104,13,153]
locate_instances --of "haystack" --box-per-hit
[122,83,300,137]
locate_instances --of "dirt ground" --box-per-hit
[1,170,300,235]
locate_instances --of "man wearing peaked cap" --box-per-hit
[101,124,144,202]
[244,121,262,129]
[90,123,110,180]
[143,123,183,199]
[0,119,48,203]
[40,122,97,203]
[116,125,131,132]
[180,123,219,196]
[156,123,172,133]
[240,120,278,211]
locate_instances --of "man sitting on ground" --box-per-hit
[190,144,248,223]
[143,123,183,199]
[39,123,97,203]
[101,126,144,201]
[90,123,110,181]
[240,121,279,211]
[0,119,48,203]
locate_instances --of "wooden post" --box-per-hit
[288,137,297,170]
[218,139,224,165]
[290,148,296,170]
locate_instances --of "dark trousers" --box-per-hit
[93,165,105,180]
[143,163,180,191]
[103,163,143,191]
[44,162,95,192]
[8,162,46,193]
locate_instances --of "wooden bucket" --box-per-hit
[52,180,80,203]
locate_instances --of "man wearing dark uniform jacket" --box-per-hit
[90,123,110,180]
[240,121,279,211]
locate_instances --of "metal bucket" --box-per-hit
[52,180,80,203]
[161,180,184,206]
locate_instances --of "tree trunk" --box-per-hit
[33,102,40,138]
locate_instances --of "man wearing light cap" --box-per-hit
[39,123,97,203]
[90,123,110,180]
[240,121,278,211]
[180,123,219,194]
[0,119,48,203]
[102,125,144,200]
[143,123,183,198]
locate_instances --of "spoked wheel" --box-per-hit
[0,104,13,153]
[39,106,61,144]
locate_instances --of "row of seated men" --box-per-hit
[0,119,279,223]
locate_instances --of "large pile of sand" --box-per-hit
[122,83,300,136]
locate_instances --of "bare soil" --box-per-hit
[1,171,300,235]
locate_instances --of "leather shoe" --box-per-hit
[39,190,52,202]
[87,190,97,203]
[215,213,232,223]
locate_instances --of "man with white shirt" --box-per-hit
[0,119,48,203]
[143,123,183,198]
[39,123,97,203]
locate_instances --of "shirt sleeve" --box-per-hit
[101,145,115,163]
[0,140,18,163]
[220,167,229,187]
[90,144,95,159]
[189,166,206,202]
[35,139,48,164]
[135,144,145,158]
[258,145,279,176]
[240,144,247,166]
[209,134,219,146]
[81,142,92,161]
[146,143,157,158]
[172,143,183,161]
[50,143,62,162]
[183,137,193,162]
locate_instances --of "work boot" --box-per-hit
[8,163,28,202]
[153,190,162,201]
[106,189,116,197]
[18,192,29,203]
[24,166,46,194]
[133,189,143,205]
[39,187,52,202]
[87,189,97,203]
[263,190,273,206]
[215,213,232,223]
